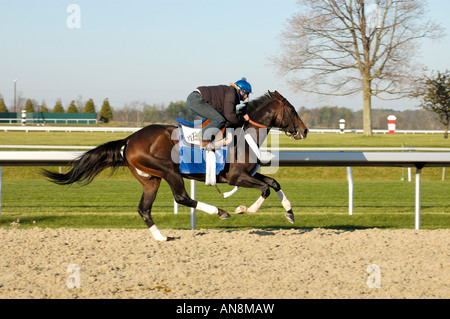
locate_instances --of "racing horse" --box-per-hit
[43,91,308,240]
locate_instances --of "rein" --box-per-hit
[248,118,266,128]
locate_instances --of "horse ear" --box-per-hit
[273,91,283,100]
[268,90,275,98]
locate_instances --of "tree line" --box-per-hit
[0,95,195,125]
[0,96,114,122]
[0,94,444,131]
[298,106,442,130]
[114,101,444,130]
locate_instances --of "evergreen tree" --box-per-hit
[67,100,78,113]
[418,70,450,139]
[99,98,113,121]
[0,97,8,112]
[52,99,65,113]
[83,98,96,113]
[40,100,49,113]
[25,99,34,112]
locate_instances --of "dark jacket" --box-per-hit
[197,85,243,126]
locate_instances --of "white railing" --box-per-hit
[0,119,97,124]
[0,125,446,134]
[0,125,139,133]
[309,129,445,134]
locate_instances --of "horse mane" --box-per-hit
[245,92,274,115]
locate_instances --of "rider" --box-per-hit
[187,77,252,149]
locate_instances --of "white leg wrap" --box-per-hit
[277,190,292,211]
[196,202,219,215]
[248,196,265,213]
[149,225,167,241]
[223,186,240,198]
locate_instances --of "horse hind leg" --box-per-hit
[135,176,171,241]
[165,172,231,220]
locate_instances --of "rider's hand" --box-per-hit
[243,114,250,121]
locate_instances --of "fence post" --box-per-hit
[339,119,346,134]
[387,115,396,134]
[190,180,196,230]
[415,165,424,230]
[347,167,353,215]
[21,110,27,126]
[0,166,2,216]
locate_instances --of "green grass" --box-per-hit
[274,132,450,148]
[1,179,449,230]
[1,130,450,148]
[0,131,131,146]
[0,131,449,230]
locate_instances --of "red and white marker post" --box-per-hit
[387,115,397,134]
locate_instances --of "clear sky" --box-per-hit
[0,0,449,112]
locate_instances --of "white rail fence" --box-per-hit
[1,150,449,230]
[0,125,446,134]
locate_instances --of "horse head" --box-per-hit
[268,91,308,140]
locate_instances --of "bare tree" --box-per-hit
[113,101,145,126]
[75,95,85,113]
[14,91,26,111]
[273,0,444,135]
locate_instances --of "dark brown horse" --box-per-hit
[43,91,308,240]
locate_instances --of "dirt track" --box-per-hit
[0,227,448,299]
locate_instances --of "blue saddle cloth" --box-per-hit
[177,118,227,174]
[176,117,208,128]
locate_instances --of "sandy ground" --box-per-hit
[0,227,448,299]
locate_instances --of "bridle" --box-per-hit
[245,92,303,139]
[273,98,301,139]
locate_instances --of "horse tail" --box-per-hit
[42,138,129,186]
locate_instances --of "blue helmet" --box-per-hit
[234,77,252,95]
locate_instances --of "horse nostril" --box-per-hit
[304,129,309,138]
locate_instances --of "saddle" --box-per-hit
[176,118,232,149]
[176,118,227,185]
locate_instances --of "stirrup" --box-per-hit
[200,138,225,150]
[200,139,213,150]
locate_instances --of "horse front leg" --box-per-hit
[276,189,294,224]
[250,173,295,224]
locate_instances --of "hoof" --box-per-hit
[218,209,231,220]
[285,210,295,224]
[234,205,247,214]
